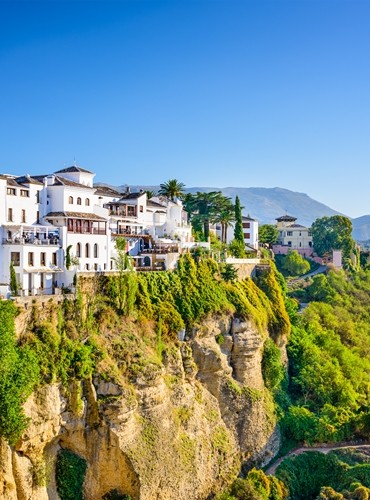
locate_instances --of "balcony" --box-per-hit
[2,237,60,246]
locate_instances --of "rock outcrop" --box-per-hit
[0,311,286,500]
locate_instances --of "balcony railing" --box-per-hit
[2,237,60,246]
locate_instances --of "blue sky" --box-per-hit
[1,0,369,217]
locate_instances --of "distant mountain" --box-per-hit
[114,184,342,227]
[352,216,370,241]
[98,183,370,237]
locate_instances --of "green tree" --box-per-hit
[228,239,246,258]
[9,262,18,296]
[234,195,244,244]
[112,237,138,315]
[215,197,235,243]
[259,224,279,246]
[220,263,238,282]
[311,216,355,263]
[282,250,310,276]
[158,179,185,201]
[145,190,156,199]
[185,191,229,240]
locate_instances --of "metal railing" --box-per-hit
[2,237,60,246]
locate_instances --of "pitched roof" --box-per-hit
[276,215,297,222]
[94,185,123,197]
[45,211,107,221]
[147,200,167,208]
[15,175,43,185]
[54,166,94,174]
[118,191,146,200]
[50,175,95,189]
[242,215,257,222]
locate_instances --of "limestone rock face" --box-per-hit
[0,313,286,500]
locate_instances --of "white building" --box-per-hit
[216,216,259,251]
[275,215,313,250]
[0,165,194,297]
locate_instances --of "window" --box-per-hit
[244,233,250,239]
[21,209,26,223]
[288,241,292,247]
[40,252,46,266]
[77,197,82,205]
[7,208,13,222]
[28,252,34,266]
[7,187,16,195]
[85,198,90,206]
[94,243,98,258]
[287,231,293,236]
[86,263,90,270]
[139,205,144,213]
[243,222,250,229]
[36,211,40,224]
[68,196,73,204]
[94,263,98,270]
[52,252,57,266]
[20,189,29,197]
[85,243,90,258]
[11,252,20,266]
[36,191,40,203]
[76,243,81,258]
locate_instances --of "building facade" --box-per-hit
[0,166,193,298]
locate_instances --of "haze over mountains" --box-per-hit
[102,183,370,242]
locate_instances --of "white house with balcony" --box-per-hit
[0,174,62,298]
[0,165,196,296]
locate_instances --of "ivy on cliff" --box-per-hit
[0,301,40,444]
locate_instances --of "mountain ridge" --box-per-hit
[96,183,369,240]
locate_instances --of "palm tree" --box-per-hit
[187,191,227,240]
[158,179,185,201]
[214,197,235,243]
[145,190,156,199]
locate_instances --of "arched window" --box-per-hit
[94,243,98,258]
[85,198,90,206]
[76,243,81,258]
[85,243,90,258]
[68,196,73,204]
[77,197,82,205]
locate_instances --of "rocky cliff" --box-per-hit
[0,262,289,499]
[0,311,282,499]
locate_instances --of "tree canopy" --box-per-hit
[282,250,310,276]
[259,224,279,245]
[184,191,232,241]
[158,179,185,201]
[311,216,355,261]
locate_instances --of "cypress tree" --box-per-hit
[234,196,244,244]
[9,262,18,296]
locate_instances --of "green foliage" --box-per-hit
[281,250,310,276]
[220,263,238,282]
[185,191,233,240]
[283,269,370,443]
[311,216,355,263]
[9,262,18,296]
[233,196,244,243]
[158,178,185,201]
[216,468,288,500]
[0,301,40,444]
[259,224,279,245]
[228,239,246,258]
[56,449,87,500]
[111,238,138,315]
[262,338,286,391]
[276,450,370,499]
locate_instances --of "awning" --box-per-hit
[23,267,63,273]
